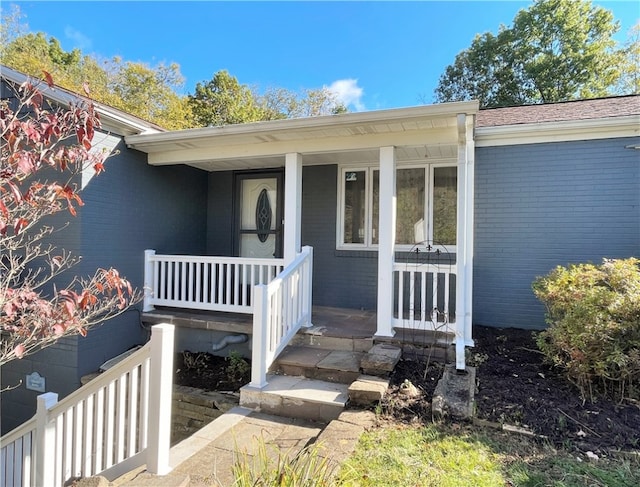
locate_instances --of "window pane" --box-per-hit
[396,168,425,245]
[372,168,425,245]
[343,171,366,243]
[433,166,457,246]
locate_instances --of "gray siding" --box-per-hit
[206,171,234,255]
[301,165,378,310]
[1,136,208,433]
[474,137,640,329]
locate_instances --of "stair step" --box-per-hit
[239,375,349,422]
[273,346,364,383]
[291,329,373,352]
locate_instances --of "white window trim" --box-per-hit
[336,160,458,253]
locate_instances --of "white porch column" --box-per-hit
[455,113,475,371]
[376,146,396,337]
[284,152,303,265]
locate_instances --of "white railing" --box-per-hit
[250,246,313,388]
[393,262,456,333]
[0,324,174,487]
[143,251,284,313]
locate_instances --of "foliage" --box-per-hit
[615,21,640,95]
[226,350,250,383]
[188,70,270,127]
[232,437,334,486]
[189,70,348,127]
[435,0,627,107]
[181,350,208,372]
[532,258,640,402]
[0,7,191,129]
[0,75,138,366]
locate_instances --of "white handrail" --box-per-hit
[144,251,284,313]
[250,246,313,388]
[0,324,174,487]
[393,262,456,333]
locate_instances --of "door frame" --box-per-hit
[232,169,285,258]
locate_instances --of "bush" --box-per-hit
[532,258,640,402]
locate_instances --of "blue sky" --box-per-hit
[7,1,639,111]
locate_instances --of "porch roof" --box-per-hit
[125,101,479,171]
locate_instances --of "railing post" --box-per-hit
[143,249,156,312]
[34,392,58,487]
[146,323,174,476]
[302,246,313,328]
[250,284,269,388]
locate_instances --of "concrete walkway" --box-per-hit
[110,407,376,486]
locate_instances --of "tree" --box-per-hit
[0,75,138,366]
[615,21,640,95]
[0,6,192,130]
[435,0,624,107]
[188,70,270,127]
[189,70,349,127]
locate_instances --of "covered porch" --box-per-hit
[127,101,478,386]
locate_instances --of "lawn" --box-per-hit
[335,422,639,487]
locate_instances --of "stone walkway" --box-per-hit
[110,407,376,486]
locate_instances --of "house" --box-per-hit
[1,64,639,433]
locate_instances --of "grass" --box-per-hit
[335,422,640,487]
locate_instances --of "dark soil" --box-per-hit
[174,351,251,392]
[381,325,640,454]
[174,326,640,454]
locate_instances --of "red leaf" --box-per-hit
[13,218,29,235]
[14,344,25,359]
[0,199,8,218]
[78,327,87,337]
[7,181,23,203]
[52,324,65,336]
[93,162,104,174]
[42,70,54,88]
[63,299,75,317]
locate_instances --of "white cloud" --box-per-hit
[326,79,365,112]
[64,26,92,51]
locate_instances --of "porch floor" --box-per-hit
[141,306,454,350]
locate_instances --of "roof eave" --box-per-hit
[125,100,479,151]
[1,65,162,136]
[476,115,640,147]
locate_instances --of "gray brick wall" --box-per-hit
[301,165,379,310]
[474,137,640,330]
[1,136,208,433]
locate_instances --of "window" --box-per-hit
[338,164,457,249]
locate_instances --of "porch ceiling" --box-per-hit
[125,101,478,172]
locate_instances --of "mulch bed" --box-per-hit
[174,352,251,392]
[381,325,640,454]
[174,326,640,454]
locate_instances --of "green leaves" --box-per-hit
[435,0,628,107]
[533,258,640,402]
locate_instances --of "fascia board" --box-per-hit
[476,116,640,147]
[125,101,480,151]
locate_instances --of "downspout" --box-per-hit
[211,334,249,352]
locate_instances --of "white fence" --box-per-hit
[393,262,456,333]
[250,246,313,388]
[0,324,174,487]
[144,251,284,313]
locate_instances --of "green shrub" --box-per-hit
[532,258,640,402]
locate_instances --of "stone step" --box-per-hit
[272,346,364,384]
[290,328,373,352]
[239,375,349,423]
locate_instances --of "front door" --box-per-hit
[235,171,284,258]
